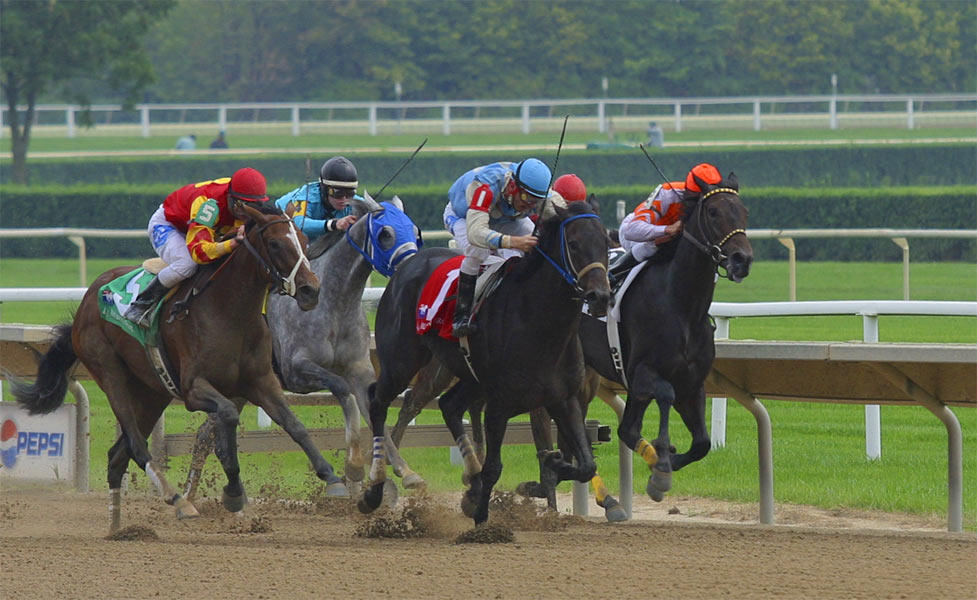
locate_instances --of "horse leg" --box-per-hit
[439,381,482,492]
[618,365,673,501]
[242,373,349,499]
[470,410,508,526]
[670,387,710,471]
[390,358,453,447]
[515,408,559,510]
[468,398,486,464]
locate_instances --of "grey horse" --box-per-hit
[184,193,425,498]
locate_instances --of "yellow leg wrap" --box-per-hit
[591,473,608,504]
[635,438,658,466]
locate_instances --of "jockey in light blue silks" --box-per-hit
[276,156,360,239]
[442,158,567,337]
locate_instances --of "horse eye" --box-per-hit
[708,206,719,218]
[380,226,396,250]
[268,239,282,253]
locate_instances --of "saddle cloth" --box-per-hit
[97,267,160,345]
[415,255,510,341]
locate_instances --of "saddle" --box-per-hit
[415,255,515,341]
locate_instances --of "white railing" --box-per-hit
[2,226,973,300]
[3,93,975,139]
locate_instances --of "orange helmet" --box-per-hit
[229,167,269,202]
[684,163,722,193]
[553,174,587,202]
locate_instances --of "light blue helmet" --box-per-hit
[514,158,551,199]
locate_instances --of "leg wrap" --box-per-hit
[635,438,658,467]
[591,473,609,504]
[368,436,387,481]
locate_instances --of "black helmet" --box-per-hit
[319,156,358,190]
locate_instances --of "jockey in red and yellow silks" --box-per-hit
[125,167,270,327]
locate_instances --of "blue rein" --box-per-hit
[533,213,603,292]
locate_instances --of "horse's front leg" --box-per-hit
[515,408,559,510]
[241,373,349,499]
[184,377,250,512]
[357,379,404,513]
[671,386,710,471]
[471,410,508,526]
[622,365,675,502]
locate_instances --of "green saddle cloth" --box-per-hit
[97,268,162,346]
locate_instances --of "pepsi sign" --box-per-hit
[0,403,75,483]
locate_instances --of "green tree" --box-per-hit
[1,0,173,184]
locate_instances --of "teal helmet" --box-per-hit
[514,158,551,199]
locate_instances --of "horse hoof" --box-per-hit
[174,496,200,520]
[598,496,629,523]
[381,479,399,509]
[222,489,248,513]
[356,481,384,514]
[460,492,478,518]
[344,464,365,483]
[326,480,351,498]
[515,481,547,499]
[402,472,426,490]
[645,471,671,502]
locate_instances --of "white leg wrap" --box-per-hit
[369,436,387,481]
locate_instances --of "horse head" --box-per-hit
[537,201,611,317]
[236,201,320,310]
[683,171,753,282]
[345,192,422,277]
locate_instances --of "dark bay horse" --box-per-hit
[569,172,753,504]
[10,201,348,533]
[359,201,612,524]
[182,194,424,499]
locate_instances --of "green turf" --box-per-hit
[1,258,974,529]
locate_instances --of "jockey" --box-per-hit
[608,162,723,285]
[276,156,360,239]
[125,167,270,326]
[552,173,587,203]
[442,158,567,337]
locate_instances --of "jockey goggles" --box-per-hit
[326,186,356,199]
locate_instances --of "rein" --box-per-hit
[533,213,607,297]
[240,217,310,296]
[681,187,747,274]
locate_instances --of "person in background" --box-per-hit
[645,121,664,147]
[125,167,270,326]
[608,162,722,285]
[443,158,567,337]
[209,131,228,149]
[275,156,360,240]
[175,134,196,150]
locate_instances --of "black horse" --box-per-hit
[358,201,611,525]
[565,171,753,504]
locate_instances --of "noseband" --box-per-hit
[533,213,607,298]
[241,217,311,296]
[681,187,747,273]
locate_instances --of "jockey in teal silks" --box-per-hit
[276,156,360,240]
[442,158,567,337]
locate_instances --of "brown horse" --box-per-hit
[9,201,347,533]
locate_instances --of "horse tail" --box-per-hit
[10,324,78,415]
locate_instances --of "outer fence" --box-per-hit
[1,290,973,530]
[4,93,975,139]
[3,227,974,301]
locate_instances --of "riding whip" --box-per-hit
[638,143,676,191]
[373,137,428,202]
[531,114,570,236]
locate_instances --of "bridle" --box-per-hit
[533,212,608,298]
[241,217,311,296]
[681,187,747,276]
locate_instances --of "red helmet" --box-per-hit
[553,173,587,202]
[229,167,269,202]
[684,163,722,193]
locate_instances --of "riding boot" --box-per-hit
[124,277,168,328]
[451,273,478,338]
[608,249,639,287]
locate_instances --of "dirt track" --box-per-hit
[2,486,975,600]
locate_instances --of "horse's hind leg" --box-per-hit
[670,387,710,471]
[515,408,559,510]
[619,366,673,501]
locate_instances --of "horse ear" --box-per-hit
[389,195,405,212]
[586,193,600,215]
[360,190,383,212]
[284,201,298,218]
[726,171,739,191]
[237,200,261,222]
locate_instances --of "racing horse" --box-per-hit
[183,194,425,499]
[359,201,612,525]
[9,201,346,533]
[527,171,753,507]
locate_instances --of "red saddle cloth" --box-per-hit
[416,255,465,340]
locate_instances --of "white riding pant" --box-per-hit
[444,205,533,275]
[148,205,198,288]
[620,238,660,262]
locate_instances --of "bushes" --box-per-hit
[1,184,974,261]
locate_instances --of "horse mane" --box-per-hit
[510,201,601,281]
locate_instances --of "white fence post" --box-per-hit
[862,313,882,460]
[711,317,730,449]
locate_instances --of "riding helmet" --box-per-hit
[228,167,269,202]
[319,156,359,189]
[553,174,587,202]
[514,158,551,199]
[684,163,722,193]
